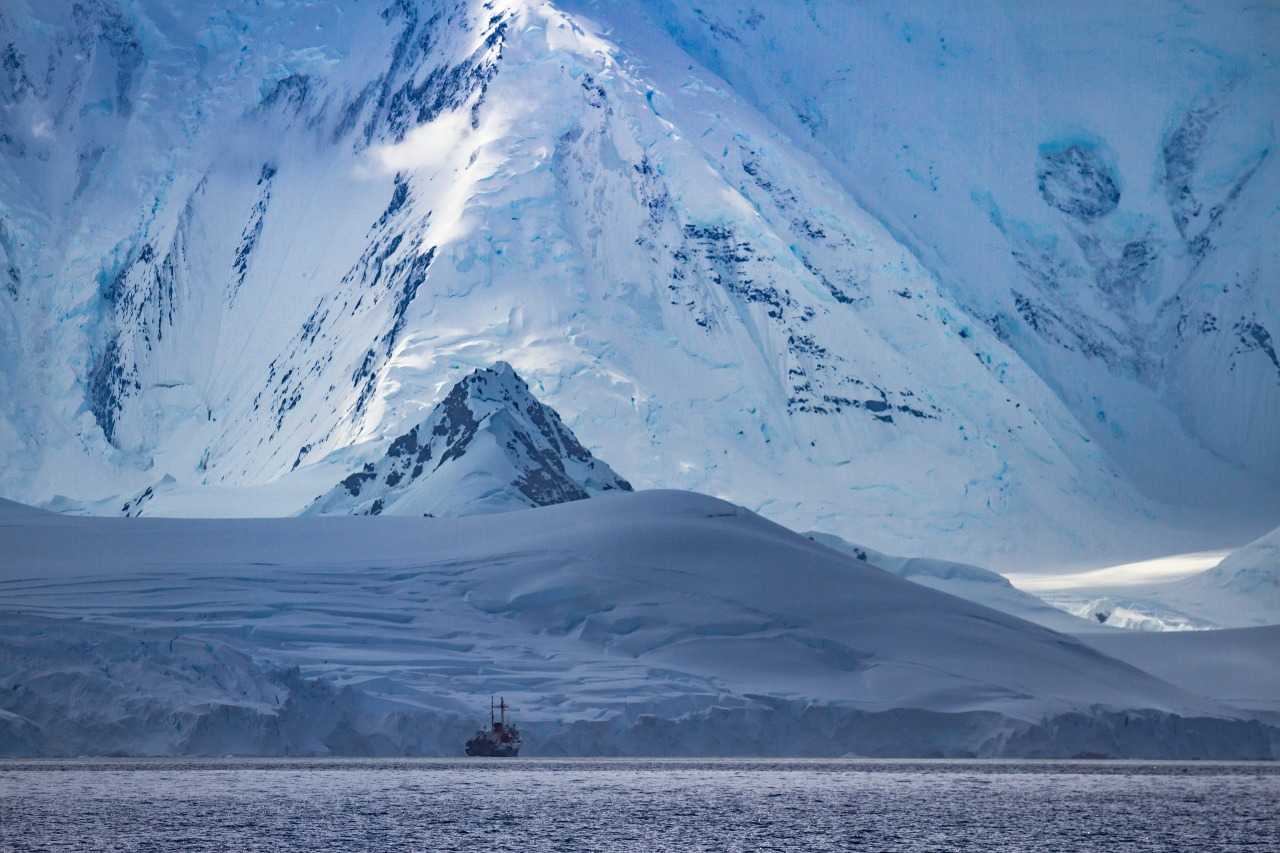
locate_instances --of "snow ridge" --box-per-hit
[806,531,1099,634]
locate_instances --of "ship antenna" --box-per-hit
[490,695,494,727]
[500,696,507,726]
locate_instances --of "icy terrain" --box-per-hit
[3,494,1276,757]
[0,0,1276,570]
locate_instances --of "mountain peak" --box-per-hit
[485,360,518,380]
[306,363,631,517]
[449,362,537,409]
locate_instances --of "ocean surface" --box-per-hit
[2,758,1277,851]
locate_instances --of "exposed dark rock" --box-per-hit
[88,338,128,444]
[257,74,312,115]
[1233,318,1280,378]
[341,463,377,497]
[1036,143,1120,221]
[231,163,276,302]
[1162,101,1270,263]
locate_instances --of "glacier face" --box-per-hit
[0,0,1277,570]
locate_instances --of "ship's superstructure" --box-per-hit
[464,697,521,757]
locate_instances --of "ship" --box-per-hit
[464,696,522,757]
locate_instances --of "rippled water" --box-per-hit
[2,759,1277,851]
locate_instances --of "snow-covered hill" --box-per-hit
[806,531,1098,634]
[1,1,1276,571]
[5,492,1277,757]
[307,362,631,516]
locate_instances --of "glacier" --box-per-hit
[612,0,1280,507]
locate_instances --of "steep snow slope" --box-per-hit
[307,362,631,517]
[602,0,1280,521]
[5,492,1277,757]
[2,1,1273,570]
[806,531,1098,634]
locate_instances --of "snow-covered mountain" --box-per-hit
[307,362,631,517]
[806,531,1098,634]
[612,0,1280,514]
[3,492,1276,757]
[0,0,1277,570]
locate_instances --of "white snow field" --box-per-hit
[0,0,1276,572]
[2,493,1278,757]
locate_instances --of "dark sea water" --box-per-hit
[2,758,1277,852]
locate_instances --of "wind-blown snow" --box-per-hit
[1010,551,1230,592]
